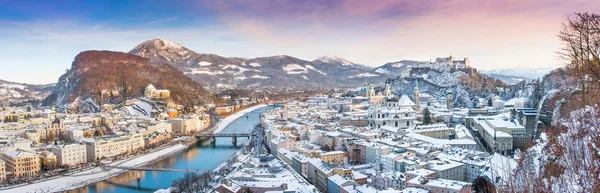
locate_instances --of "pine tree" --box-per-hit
[423,107,432,124]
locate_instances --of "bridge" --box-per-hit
[195,132,256,146]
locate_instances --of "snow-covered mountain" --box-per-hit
[0,79,54,105]
[481,67,556,79]
[129,39,387,90]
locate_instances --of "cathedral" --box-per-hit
[367,83,418,130]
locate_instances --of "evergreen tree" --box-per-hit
[423,107,432,124]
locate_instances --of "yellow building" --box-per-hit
[0,149,41,179]
[0,160,5,182]
[144,84,170,99]
[318,151,346,166]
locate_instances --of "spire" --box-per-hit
[415,79,419,89]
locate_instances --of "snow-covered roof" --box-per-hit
[398,95,415,106]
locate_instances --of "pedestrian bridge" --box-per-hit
[195,133,252,138]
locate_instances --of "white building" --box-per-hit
[365,143,390,170]
[427,160,465,181]
[84,134,144,161]
[370,171,406,190]
[383,152,400,171]
[368,95,417,130]
[52,144,87,166]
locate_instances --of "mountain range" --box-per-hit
[129,39,388,90]
[40,38,545,111]
[481,67,556,80]
[0,79,54,105]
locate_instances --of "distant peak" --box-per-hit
[129,38,191,56]
[143,39,184,49]
[315,56,354,66]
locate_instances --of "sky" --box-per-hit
[1,0,599,84]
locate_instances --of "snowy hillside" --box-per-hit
[0,79,55,105]
[129,39,387,90]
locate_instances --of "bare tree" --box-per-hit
[558,12,600,104]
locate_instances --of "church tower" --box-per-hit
[384,83,391,97]
[414,80,420,109]
[447,88,453,111]
[368,84,375,98]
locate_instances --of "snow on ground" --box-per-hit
[375,68,391,74]
[2,144,187,193]
[0,83,28,90]
[391,63,405,68]
[185,68,225,75]
[215,84,234,89]
[213,104,268,134]
[304,65,327,75]
[348,73,379,78]
[234,76,247,81]
[250,75,269,79]
[248,62,261,67]
[198,61,212,66]
[221,64,260,75]
[282,64,308,74]
[316,56,354,66]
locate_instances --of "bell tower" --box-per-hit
[447,88,453,111]
[414,80,420,109]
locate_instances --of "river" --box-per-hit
[67,105,277,193]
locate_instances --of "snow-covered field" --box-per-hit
[213,104,268,134]
[282,64,308,74]
[348,72,379,78]
[1,144,187,193]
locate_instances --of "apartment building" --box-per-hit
[52,144,87,166]
[318,151,346,166]
[0,160,5,182]
[84,134,144,161]
[0,149,41,179]
[428,160,466,182]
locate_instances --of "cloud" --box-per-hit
[147,16,179,24]
[196,0,600,69]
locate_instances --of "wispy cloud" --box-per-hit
[147,16,179,24]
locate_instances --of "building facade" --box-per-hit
[52,144,87,166]
[0,149,41,179]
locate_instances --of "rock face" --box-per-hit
[129,39,388,90]
[44,50,215,112]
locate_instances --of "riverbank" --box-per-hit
[1,143,187,193]
[213,104,268,134]
[4,105,272,193]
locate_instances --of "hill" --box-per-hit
[43,50,215,112]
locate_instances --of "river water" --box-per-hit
[68,105,277,193]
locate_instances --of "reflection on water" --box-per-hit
[67,105,276,193]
